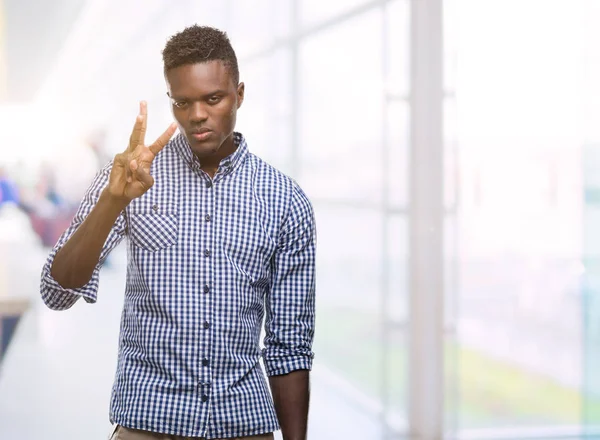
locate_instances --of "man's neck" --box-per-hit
[198,134,236,178]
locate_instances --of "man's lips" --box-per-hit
[190,129,212,141]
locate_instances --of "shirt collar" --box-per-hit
[171,131,248,174]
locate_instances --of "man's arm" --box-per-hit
[41,101,177,310]
[264,184,316,440]
[40,166,128,310]
[50,187,127,289]
[269,370,310,440]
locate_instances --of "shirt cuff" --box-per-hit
[263,351,314,376]
[41,265,100,310]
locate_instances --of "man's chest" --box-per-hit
[124,163,284,282]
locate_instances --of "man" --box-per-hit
[40,25,316,440]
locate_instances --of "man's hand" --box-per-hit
[106,101,177,205]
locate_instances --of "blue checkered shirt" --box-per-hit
[40,132,316,439]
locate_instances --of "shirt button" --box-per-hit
[203,321,210,329]
[203,284,210,294]
[201,395,209,402]
[204,249,211,257]
[202,358,209,367]
[205,180,213,188]
[205,214,211,222]
[152,204,158,212]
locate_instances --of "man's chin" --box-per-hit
[190,141,220,158]
[185,135,217,151]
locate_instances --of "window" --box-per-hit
[298,9,383,204]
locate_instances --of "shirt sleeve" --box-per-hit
[40,163,126,310]
[263,183,316,376]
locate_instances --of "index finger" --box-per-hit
[149,122,178,155]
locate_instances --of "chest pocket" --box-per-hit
[127,202,179,252]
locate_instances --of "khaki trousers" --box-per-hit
[110,425,274,440]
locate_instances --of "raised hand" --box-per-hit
[106,101,177,204]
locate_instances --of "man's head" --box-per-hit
[162,25,244,161]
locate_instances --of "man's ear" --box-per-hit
[237,82,245,109]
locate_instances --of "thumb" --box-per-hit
[126,159,138,183]
[132,161,154,189]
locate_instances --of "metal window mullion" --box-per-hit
[408,0,445,439]
[380,1,393,438]
[290,0,300,179]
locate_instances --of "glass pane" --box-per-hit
[443,0,458,92]
[449,0,586,435]
[386,101,409,209]
[444,98,458,211]
[299,0,373,27]
[583,143,600,431]
[454,149,584,428]
[312,204,408,428]
[383,325,408,434]
[383,214,409,432]
[385,0,410,98]
[237,49,293,174]
[313,204,383,396]
[583,1,600,434]
[582,0,600,145]
[228,0,292,57]
[385,214,409,325]
[298,9,383,203]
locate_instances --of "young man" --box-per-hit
[40,25,316,440]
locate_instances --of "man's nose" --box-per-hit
[189,102,208,122]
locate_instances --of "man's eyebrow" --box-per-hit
[169,90,227,100]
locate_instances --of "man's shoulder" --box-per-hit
[248,153,297,185]
[246,153,306,196]
[245,154,313,219]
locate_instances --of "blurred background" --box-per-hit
[0,0,599,439]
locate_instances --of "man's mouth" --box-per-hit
[190,129,212,141]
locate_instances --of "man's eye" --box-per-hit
[208,96,222,104]
[174,101,187,108]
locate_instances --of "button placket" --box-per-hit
[199,170,215,416]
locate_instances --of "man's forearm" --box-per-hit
[50,189,127,289]
[269,369,310,440]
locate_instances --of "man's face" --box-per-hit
[165,61,244,159]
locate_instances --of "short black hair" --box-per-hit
[162,25,239,84]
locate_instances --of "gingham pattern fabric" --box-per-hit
[40,132,316,439]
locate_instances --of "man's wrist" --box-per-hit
[100,188,129,213]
